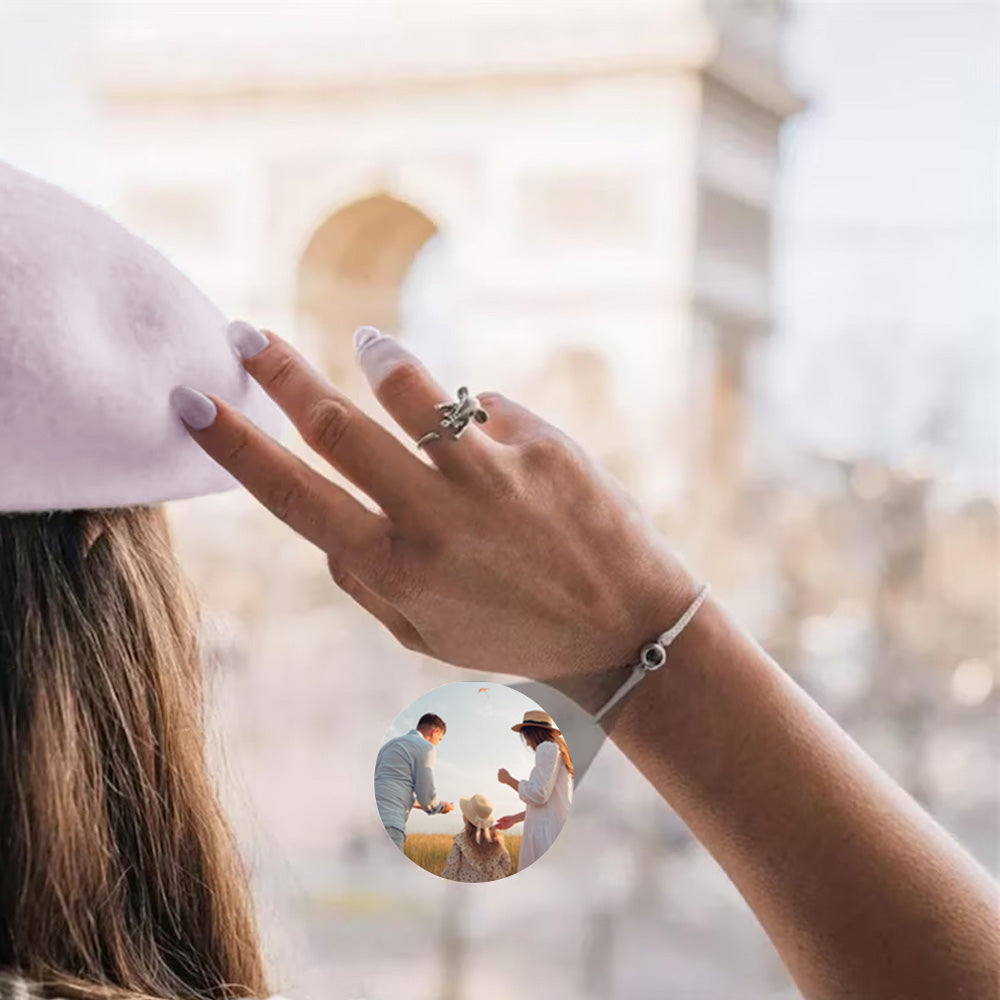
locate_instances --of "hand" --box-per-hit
[495,815,517,831]
[180,326,697,681]
[177,327,1000,998]
[497,767,515,788]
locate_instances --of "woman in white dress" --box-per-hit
[496,710,574,870]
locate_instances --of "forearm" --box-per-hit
[196,331,997,996]
[577,595,999,999]
[414,770,441,812]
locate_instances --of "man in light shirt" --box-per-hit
[374,712,454,851]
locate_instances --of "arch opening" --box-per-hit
[295,193,451,385]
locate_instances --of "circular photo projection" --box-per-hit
[373,682,574,881]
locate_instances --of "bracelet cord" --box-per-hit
[592,583,711,724]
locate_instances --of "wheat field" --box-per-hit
[403,832,521,879]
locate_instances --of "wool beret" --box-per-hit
[0,161,283,512]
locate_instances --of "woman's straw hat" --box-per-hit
[511,709,562,735]
[459,793,495,829]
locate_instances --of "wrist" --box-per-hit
[548,579,717,724]
[603,589,724,732]
[590,544,702,677]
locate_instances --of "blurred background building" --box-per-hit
[1,1,996,998]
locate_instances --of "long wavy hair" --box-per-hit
[463,819,506,856]
[0,507,268,1000]
[519,725,574,778]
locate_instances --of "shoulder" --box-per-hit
[398,731,429,756]
[536,740,560,761]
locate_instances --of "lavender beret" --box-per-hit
[0,161,283,512]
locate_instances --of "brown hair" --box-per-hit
[520,726,574,777]
[463,819,506,856]
[416,713,446,735]
[0,507,267,1000]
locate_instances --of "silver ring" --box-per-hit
[416,386,489,449]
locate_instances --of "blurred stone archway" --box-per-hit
[295,193,439,388]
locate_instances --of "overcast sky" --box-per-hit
[769,1,998,496]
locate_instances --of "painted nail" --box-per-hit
[355,334,421,390]
[228,320,270,359]
[353,325,382,352]
[170,386,218,430]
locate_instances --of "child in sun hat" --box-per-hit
[439,793,512,882]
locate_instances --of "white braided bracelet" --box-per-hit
[592,584,712,724]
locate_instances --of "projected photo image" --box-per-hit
[373,682,574,881]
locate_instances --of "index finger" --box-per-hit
[232,324,440,515]
[172,386,384,564]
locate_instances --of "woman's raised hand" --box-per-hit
[177,324,1000,1000]
[179,325,697,682]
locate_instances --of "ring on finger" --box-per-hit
[416,386,489,449]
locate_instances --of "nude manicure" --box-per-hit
[170,386,217,430]
[228,320,270,360]
[354,329,420,390]
[353,325,382,352]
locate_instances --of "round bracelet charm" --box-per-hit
[639,640,668,671]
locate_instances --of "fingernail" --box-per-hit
[353,325,382,352]
[170,386,217,430]
[355,334,420,390]
[228,320,270,359]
